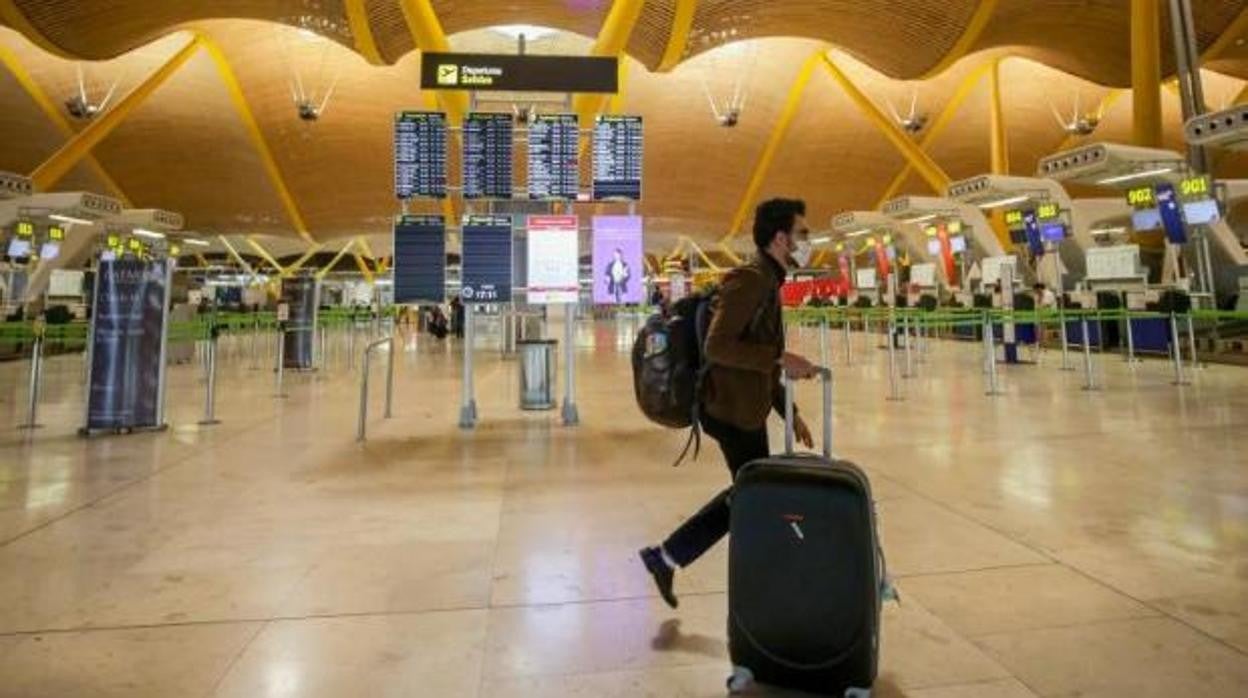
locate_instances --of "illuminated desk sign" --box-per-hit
[1004,210,1024,229]
[1179,174,1211,200]
[48,225,65,241]
[1126,184,1156,209]
[421,52,618,93]
[1037,202,1060,220]
[1177,174,1220,225]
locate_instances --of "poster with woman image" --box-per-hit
[592,215,643,305]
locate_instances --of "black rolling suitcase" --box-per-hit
[727,368,893,697]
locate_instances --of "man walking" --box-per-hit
[639,198,819,608]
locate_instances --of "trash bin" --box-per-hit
[518,339,557,410]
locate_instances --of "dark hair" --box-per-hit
[752,198,807,249]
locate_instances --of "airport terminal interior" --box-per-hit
[1,1,1248,696]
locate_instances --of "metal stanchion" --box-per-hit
[384,329,395,419]
[842,312,852,365]
[902,313,914,379]
[1058,305,1074,371]
[984,313,1001,396]
[561,303,580,426]
[1185,313,1202,371]
[1124,311,1138,365]
[357,335,395,442]
[274,324,288,399]
[19,330,44,430]
[459,305,477,429]
[885,311,902,402]
[199,324,221,426]
[347,319,357,370]
[819,315,830,369]
[1080,316,1098,391]
[1169,313,1189,386]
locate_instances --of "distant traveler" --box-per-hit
[450,296,465,339]
[604,248,632,304]
[428,306,449,339]
[1034,282,1056,309]
[638,197,818,608]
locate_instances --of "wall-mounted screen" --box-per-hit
[592,115,643,201]
[528,113,579,200]
[950,236,967,253]
[1182,199,1220,225]
[463,112,513,199]
[926,238,941,256]
[7,238,31,258]
[1132,208,1161,231]
[1040,222,1067,242]
[39,242,61,260]
[592,215,643,305]
[394,111,448,199]
[393,215,446,303]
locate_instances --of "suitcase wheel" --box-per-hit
[844,688,871,698]
[726,666,754,693]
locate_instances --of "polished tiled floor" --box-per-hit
[0,318,1245,697]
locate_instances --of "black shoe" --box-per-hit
[639,546,678,609]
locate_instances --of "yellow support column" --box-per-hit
[1131,0,1163,147]
[573,0,646,129]
[199,35,317,244]
[246,236,287,275]
[875,60,994,207]
[0,43,131,204]
[655,0,698,72]
[317,240,357,280]
[722,51,822,243]
[821,53,951,194]
[397,0,469,123]
[285,243,324,275]
[30,36,201,191]
[989,58,1009,174]
[343,0,385,65]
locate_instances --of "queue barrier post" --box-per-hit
[357,335,395,442]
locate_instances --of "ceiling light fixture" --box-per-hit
[976,194,1030,209]
[900,213,938,224]
[49,213,93,226]
[1089,226,1127,236]
[181,238,210,247]
[1096,167,1175,185]
[810,236,831,245]
[133,228,166,240]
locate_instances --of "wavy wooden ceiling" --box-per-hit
[1,3,1248,247]
[5,1,1248,84]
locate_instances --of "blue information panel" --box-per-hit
[393,215,446,304]
[394,111,448,199]
[461,215,513,304]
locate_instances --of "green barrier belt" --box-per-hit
[784,306,1248,330]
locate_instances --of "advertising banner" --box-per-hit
[526,215,579,304]
[85,259,170,432]
[281,275,318,369]
[591,215,643,305]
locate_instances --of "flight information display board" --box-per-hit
[394,111,448,199]
[393,215,446,303]
[461,215,513,304]
[528,114,580,200]
[592,115,643,201]
[463,112,514,199]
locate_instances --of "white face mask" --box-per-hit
[791,239,813,268]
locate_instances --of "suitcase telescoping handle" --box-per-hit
[783,366,833,458]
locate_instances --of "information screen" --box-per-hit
[526,215,580,304]
[393,215,446,303]
[1040,222,1067,242]
[592,115,643,201]
[461,215,513,304]
[592,216,643,305]
[7,238,31,258]
[528,113,580,200]
[463,113,513,199]
[394,111,448,199]
[40,242,61,260]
